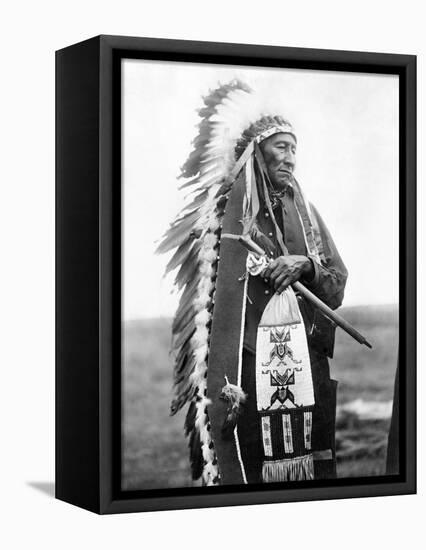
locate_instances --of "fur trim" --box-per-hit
[220,376,247,408]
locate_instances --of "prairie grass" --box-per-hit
[122,304,398,489]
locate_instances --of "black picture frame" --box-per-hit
[56,35,416,514]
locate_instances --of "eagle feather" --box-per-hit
[157,80,252,485]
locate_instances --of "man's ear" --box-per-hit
[254,142,272,187]
[254,141,268,168]
[258,138,267,156]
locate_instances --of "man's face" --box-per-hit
[261,132,297,190]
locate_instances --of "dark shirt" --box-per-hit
[243,190,348,354]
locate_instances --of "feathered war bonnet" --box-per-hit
[157,80,299,486]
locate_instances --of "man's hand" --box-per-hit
[262,255,313,294]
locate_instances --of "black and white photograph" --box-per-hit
[2,0,423,544]
[121,59,400,491]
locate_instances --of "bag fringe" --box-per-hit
[262,454,314,482]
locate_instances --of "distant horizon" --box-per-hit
[123,302,399,324]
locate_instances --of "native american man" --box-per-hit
[158,80,347,486]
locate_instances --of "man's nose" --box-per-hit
[283,150,295,167]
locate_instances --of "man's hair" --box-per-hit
[234,115,294,160]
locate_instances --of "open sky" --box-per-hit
[122,59,399,321]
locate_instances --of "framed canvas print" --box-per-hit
[56,35,416,514]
